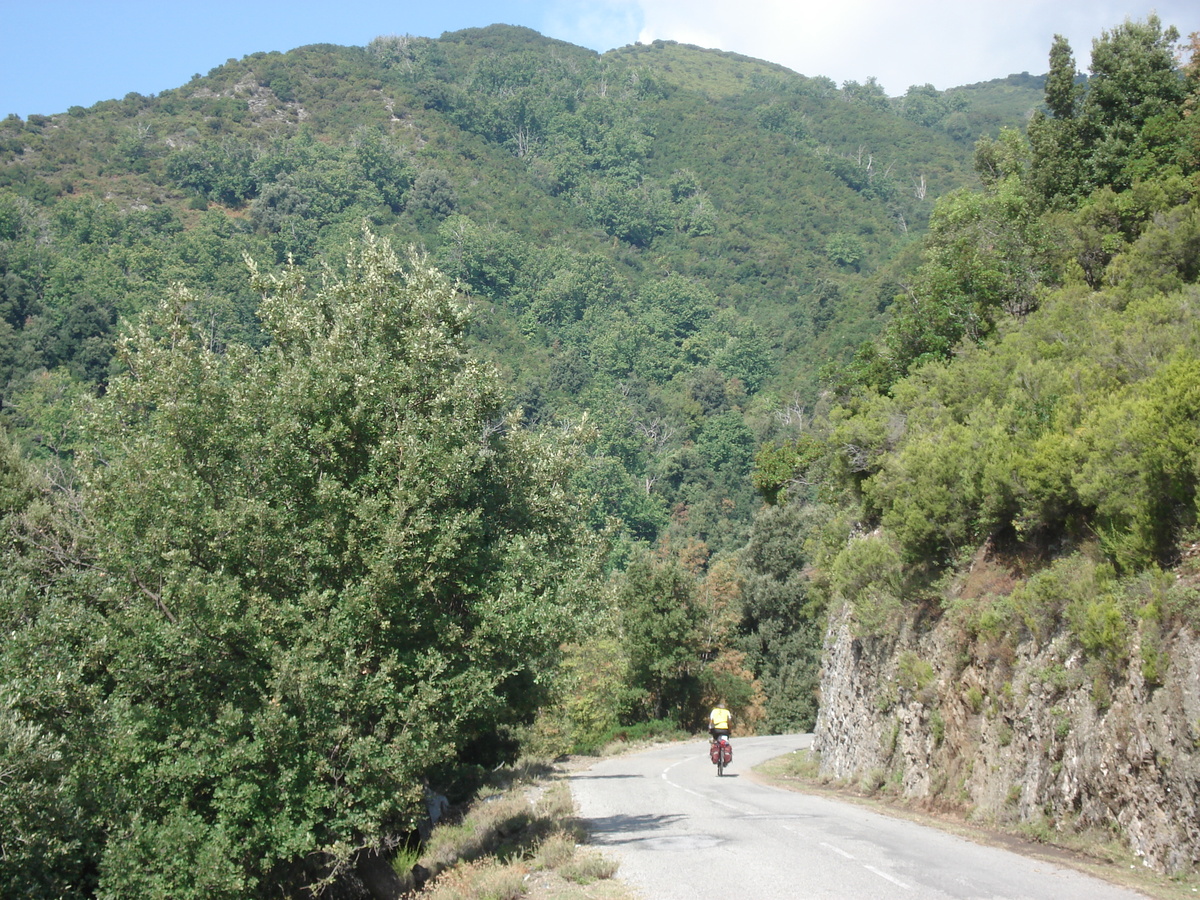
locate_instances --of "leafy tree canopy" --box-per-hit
[1,232,602,896]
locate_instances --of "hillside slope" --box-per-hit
[786,17,1200,876]
[0,24,1031,556]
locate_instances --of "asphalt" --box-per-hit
[571,734,1150,900]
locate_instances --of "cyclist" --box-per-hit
[708,702,732,745]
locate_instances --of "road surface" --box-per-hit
[571,734,1147,899]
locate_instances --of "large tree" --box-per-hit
[1083,15,1184,187]
[1029,16,1186,203]
[1,232,600,898]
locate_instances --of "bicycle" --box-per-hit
[709,734,732,776]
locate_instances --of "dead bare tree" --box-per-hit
[635,417,677,454]
[774,394,808,430]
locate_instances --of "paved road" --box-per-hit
[571,734,1148,899]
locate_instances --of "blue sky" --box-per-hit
[2,1,1195,118]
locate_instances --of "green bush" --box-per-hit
[831,532,904,636]
[929,708,946,746]
[1067,593,1129,671]
[965,685,985,713]
[3,235,602,897]
[574,718,689,755]
[1138,609,1170,688]
[897,650,936,696]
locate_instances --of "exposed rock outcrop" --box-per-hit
[814,601,1200,872]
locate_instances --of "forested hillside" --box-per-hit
[10,15,1184,898]
[749,16,1200,874]
[764,14,1200,642]
[0,26,1016,560]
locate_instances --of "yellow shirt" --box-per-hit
[709,707,731,731]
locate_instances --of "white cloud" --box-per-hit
[627,0,1197,94]
[542,0,646,54]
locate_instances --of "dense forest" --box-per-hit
[2,14,1198,898]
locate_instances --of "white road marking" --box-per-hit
[820,841,856,860]
[660,745,909,892]
[864,865,912,890]
[660,756,748,813]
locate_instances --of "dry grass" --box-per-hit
[409,762,631,900]
[531,832,576,870]
[557,849,618,884]
[421,859,527,900]
[760,747,822,780]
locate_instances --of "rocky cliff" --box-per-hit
[813,567,1200,873]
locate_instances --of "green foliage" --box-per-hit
[830,248,1200,583]
[896,650,936,695]
[0,429,101,900]
[1072,355,1200,569]
[930,708,946,746]
[9,22,1191,888]
[1107,195,1200,296]
[1083,16,1184,188]
[408,167,458,219]
[1000,552,1134,683]
[868,417,978,563]
[1139,616,1170,688]
[695,411,755,479]
[0,693,100,900]
[522,632,632,757]
[1044,36,1083,121]
[751,433,828,506]
[166,138,259,204]
[1026,33,1089,206]
[0,22,1001,569]
[352,127,413,210]
[1051,707,1071,739]
[1068,593,1128,671]
[737,498,833,731]
[840,78,890,112]
[900,83,968,129]
[808,12,1197,684]
[556,638,628,754]
[1028,16,1189,203]
[863,171,1059,388]
[752,441,801,506]
[831,531,904,636]
[826,232,864,269]
[573,719,689,755]
[769,14,1199,744]
[2,233,601,896]
[571,454,668,542]
[615,551,705,724]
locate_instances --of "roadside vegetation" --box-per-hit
[402,760,626,900]
[756,15,1200,705]
[399,727,692,900]
[3,10,1200,898]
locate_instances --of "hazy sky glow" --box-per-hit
[2,1,1195,118]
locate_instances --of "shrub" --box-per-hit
[832,531,904,636]
[560,850,619,884]
[930,708,946,746]
[1067,593,1129,671]
[575,718,689,755]
[1051,707,1071,740]
[897,650,937,701]
[965,685,985,713]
